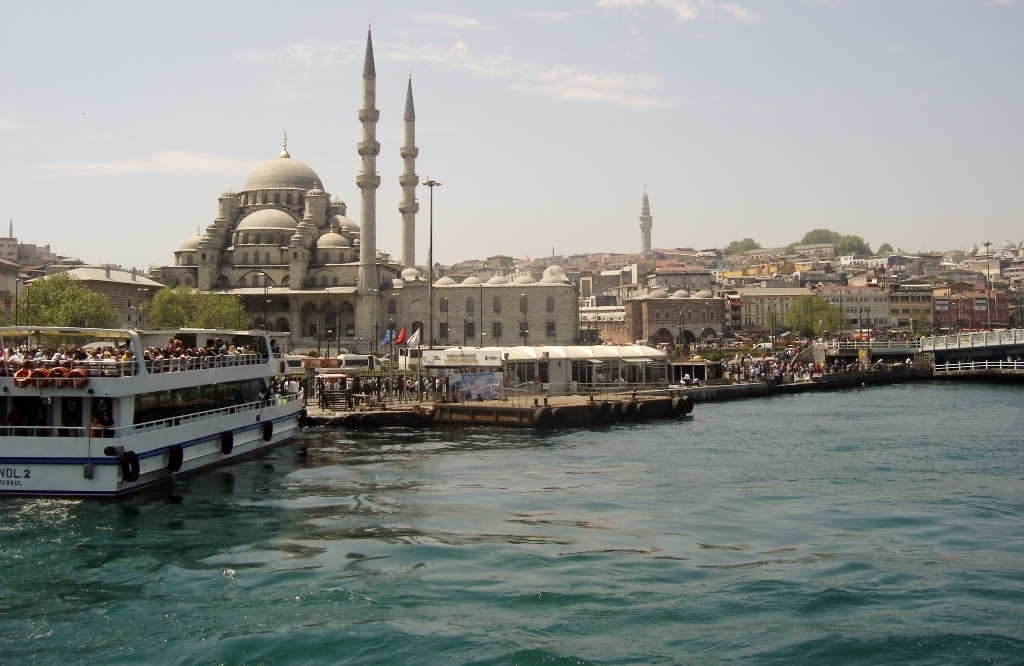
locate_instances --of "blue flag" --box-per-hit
[380,329,393,347]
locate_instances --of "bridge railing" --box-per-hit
[921,329,1024,352]
[934,360,1024,374]
[824,340,919,352]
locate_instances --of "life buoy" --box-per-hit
[220,431,234,455]
[13,368,31,388]
[67,368,89,389]
[119,450,141,483]
[262,421,274,442]
[168,444,184,472]
[50,366,69,388]
[29,368,51,388]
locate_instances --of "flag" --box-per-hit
[394,325,407,346]
[406,328,421,348]
[379,328,392,347]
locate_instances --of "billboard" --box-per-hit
[449,372,503,400]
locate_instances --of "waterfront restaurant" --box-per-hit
[420,345,669,393]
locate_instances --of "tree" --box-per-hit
[724,238,761,255]
[837,235,872,257]
[16,272,116,328]
[144,287,247,329]
[800,229,842,245]
[877,243,894,255]
[784,295,848,338]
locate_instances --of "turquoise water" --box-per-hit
[2,382,1023,664]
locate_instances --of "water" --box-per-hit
[2,382,1023,664]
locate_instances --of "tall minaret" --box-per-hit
[356,25,381,337]
[399,74,419,268]
[639,188,653,255]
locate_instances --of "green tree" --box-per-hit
[724,238,761,255]
[785,295,848,338]
[877,243,894,255]
[800,229,842,245]
[837,235,872,256]
[16,272,116,327]
[144,287,247,329]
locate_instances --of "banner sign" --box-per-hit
[974,298,988,311]
[423,349,503,367]
[449,372,503,400]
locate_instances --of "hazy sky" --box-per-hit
[2,1,1022,270]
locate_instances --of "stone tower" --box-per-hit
[399,75,419,269]
[640,189,653,255]
[356,26,381,338]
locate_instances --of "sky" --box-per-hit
[2,1,1022,271]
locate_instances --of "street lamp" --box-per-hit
[424,178,441,349]
[240,269,272,331]
[520,293,528,344]
[983,241,993,331]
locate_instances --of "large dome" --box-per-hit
[235,209,299,231]
[243,155,322,192]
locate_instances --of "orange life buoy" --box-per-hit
[67,368,90,389]
[29,368,52,388]
[13,368,31,388]
[50,366,69,388]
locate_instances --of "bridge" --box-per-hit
[824,329,1024,361]
[934,359,1024,378]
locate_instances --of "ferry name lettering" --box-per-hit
[0,467,30,482]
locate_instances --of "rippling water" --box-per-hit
[2,382,1023,664]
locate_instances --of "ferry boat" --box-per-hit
[0,327,305,497]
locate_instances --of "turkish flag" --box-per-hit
[394,325,407,345]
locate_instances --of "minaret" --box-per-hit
[356,25,381,338]
[399,74,419,268]
[639,189,653,255]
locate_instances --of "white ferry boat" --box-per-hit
[0,327,305,497]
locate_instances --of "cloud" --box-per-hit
[596,0,760,24]
[408,13,493,30]
[719,3,762,23]
[32,151,257,176]
[0,117,31,131]
[516,10,574,22]
[387,42,519,77]
[235,39,355,68]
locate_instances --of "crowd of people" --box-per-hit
[316,374,448,409]
[724,349,915,385]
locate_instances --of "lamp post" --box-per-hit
[240,269,272,331]
[424,178,441,349]
[520,293,528,345]
[479,282,484,348]
[983,241,993,331]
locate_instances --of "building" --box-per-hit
[50,265,163,328]
[618,288,728,346]
[887,283,934,331]
[814,285,890,332]
[733,287,814,332]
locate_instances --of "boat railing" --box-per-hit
[127,390,303,436]
[143,352,266,374]
[934,360,1024,374]
[0,359,139,377]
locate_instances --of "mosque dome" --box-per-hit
[1000,240,1015,252]
[219,187,236,199]
[694,289,715,299]
[486,275,509,285]
[236,209,298,231]
[243,154,323,192]
[178,233,203,252]
[648,288,670,299]
[513,275,537,285]
[671,289,690,299]
[306,185,325,197]
[462,276,482,285]
[540,265,572,284]
[435,276,456,286]
[401,267,422,281]
[333,215,360,234]
[316,231,350,249]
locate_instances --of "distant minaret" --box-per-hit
[7,218,12,239]
[639,188,653,255]
[356,25,381,336]
[399,74,419,268]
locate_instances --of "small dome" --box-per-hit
[694,289,715,299]
[219,187,236,199]
[1000,240,1015,251]
[671,289,690,298]
[392,278,405,288]
[306,185,325,197]
[462,276,482,285]
[648,288,670,298]
[401,267,422,280]
[331,196,345,208]
[243,154,322,192]
[513,275,537,285]
[316,232,350,249]
[540,265,572,284]
[435,276,456,286]
[236,209,298,231]
[178,233,203,252]
[333,216,360,234]
[486,275,509,285]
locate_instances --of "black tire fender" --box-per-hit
[262,421,274,442]
[531,407,554,430]
[221,431,234,455]
[168,444,184,472]
[358,413,379,429]
[119,450,140,483]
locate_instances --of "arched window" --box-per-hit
[320,276,328,287]
[493,297,501,313]
[186,255,193,265]
[243,252,249,264]
[388,299,397,314]
[546,296,555,312]
[183,277,192,287]
[323,252,330,264]
[261,193,268,204]
[265,252,271,264]
[274,193,281,204]
[331,277,338,286]
[466,297,475,315]
[243,233,250,244]
[286,193,293,205]
[440,297,448,313]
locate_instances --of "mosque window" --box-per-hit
[439,323,449,340]
[286,193,293,205]
[440,297,448,313]
[466,297,475,316]
[492,322,502,340]
[299,194,304,206]
[183,277,192,287]
[274,193,281,205]
[546,321,556,337]
[546,297,555,312]
[243,252,249,264]
[323,252,330,263]
[261,193,269,204]
[186,256,193,265]
[265,252,271,264]
[320,277,328,287]
[388,299,397,314]
[332,277,338,286]
[293,252,298,260]
[493,297,501,314]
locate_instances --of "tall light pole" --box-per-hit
[983,241,993,331]
[424,178,441,349]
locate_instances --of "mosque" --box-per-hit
[155,28,579,352]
